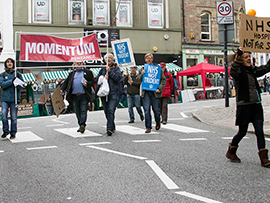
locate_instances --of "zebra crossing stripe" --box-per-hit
[54,128,103,137]
[162,124,209,133]
[10,131,44,143]
[116,125,159,135]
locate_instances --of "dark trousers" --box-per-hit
[160,97,169,122]
[73,94,88,127]
[231,119,266,150]
[101,94,118,131]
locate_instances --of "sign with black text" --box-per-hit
[239,14,270,53]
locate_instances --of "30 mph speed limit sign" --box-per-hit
[216,1,234,24]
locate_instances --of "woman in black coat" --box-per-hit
[226,48,270,167]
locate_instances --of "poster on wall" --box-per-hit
[93,0,109,25]
[116,0,132,27]
[33,0,50,22]
[84,29,120,47]
[69,0,85,24]
[148,4,163,27]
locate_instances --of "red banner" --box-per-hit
[20,34,101,62]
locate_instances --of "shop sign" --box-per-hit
[186,49,199,54]
[20,34,101,62]
[17,103,33,117]
[204,50,223,54]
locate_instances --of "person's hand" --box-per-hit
[82,82,87,87]
[106,66,110,71]
[60,90,63,94]
[105,74,109,80]
[156,89,160,93]
[141,69,145,75]
[128,80,133,85]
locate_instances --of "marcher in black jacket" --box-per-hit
[61,62,94,133]
[226,48,270,167]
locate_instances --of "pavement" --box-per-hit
[192,93,270,137]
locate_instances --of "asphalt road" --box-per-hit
[1,98,270,203]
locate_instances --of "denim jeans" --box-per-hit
[142,91,161,129]
[101,94,118,131]
[118,90,127,103]
[127,94,144,121]
[1,102,18,135]
[232,119,266,150]
[73,94,89,127]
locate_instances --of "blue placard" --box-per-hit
[113,41,132,64]
[141,64,161,91]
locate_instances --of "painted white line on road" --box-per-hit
[18,127,32,129]
[46,124,65,127]
[132,140,162,143]
[26,146,58,151]
[266,138,270,142]
[86,122,98,124]
[87,146,147,160]
[52,119,69,124]
[146,160,179,190]
[54,128,102,138]
[168,118,184,121]
[116,125,159,135]
[10,131,44,143]
[180,112,189,118]
[0,150,4,153]
[79,142,111,146]
[221,137,249,140]
[175,191,223,203]
[162,124,209,133]
[179,138,207,141]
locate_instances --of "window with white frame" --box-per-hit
[68,0,86,24]
[116,0,132,27]
[148,0,164,28]
[93,0,110,26]
[32,0,51,23]
[201,12,211,41]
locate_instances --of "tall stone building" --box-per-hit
[181,0,245,88]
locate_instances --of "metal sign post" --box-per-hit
[216,0,234,107]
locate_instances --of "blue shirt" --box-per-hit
[72,69,85,94]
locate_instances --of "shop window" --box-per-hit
[116,0,132,27]
[201,12,211,41]
[93,0,110,26]
[148,0,164,28]
[68,0,86,25]
[32,0,51,23]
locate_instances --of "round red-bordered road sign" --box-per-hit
[218,2,232,16]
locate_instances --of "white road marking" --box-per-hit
[10,131,44,143]
[265,138,270,142]
[132,140,162,143]
[52,119,69,124]
[18,127,32,130]
[180,112,189,118]
[175,191,223,203]
[168,118,184,121]
[79,142,111,146]
[116,125,159,135]
[26,146,58,150]
[0,150,4,153]
[86,122,98,124]
[162,124,209,133]
[221,137,249,140]
[54,128,102,138]
[87,146,147,160]
[46,124,65,127]
[146,160,179,190]
[179,138,207,141]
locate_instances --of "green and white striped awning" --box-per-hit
[42,70,72,82]
[90,63,182,77]
[22,73,37,83]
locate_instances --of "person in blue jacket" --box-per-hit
[0,58,24,139]
[96,53,122,136]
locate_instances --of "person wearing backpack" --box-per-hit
[0,58,24,139]
[96,53,122,136]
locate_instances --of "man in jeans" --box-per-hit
[123,66,144,123]
[61,61,94,133]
